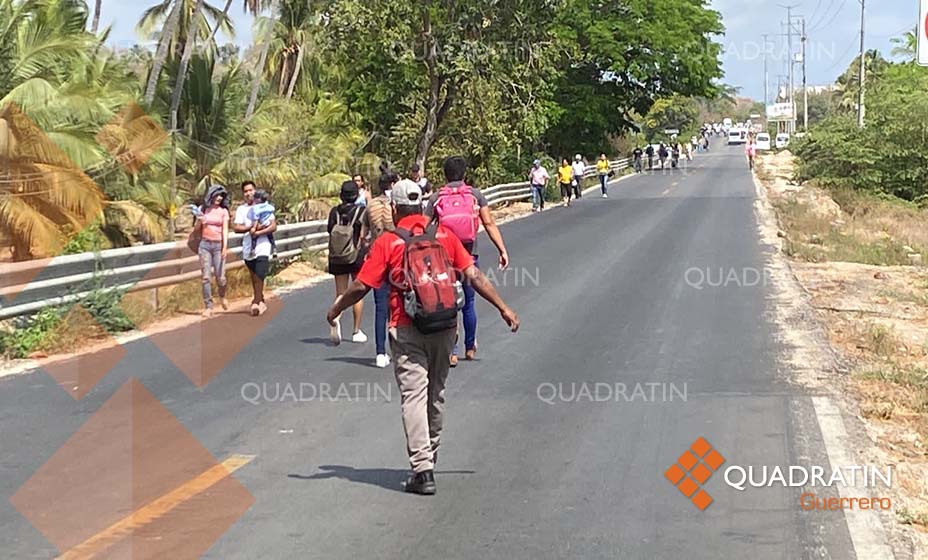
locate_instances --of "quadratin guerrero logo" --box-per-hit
[664,436,894,513]
[664,437,726,511]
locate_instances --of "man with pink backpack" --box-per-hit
[426,156,511,367]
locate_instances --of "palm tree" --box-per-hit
[179,54,240,182]
[170,0,206,127]
[91,0,102,34]
[265,0,323,99]
[142,0,181,105]
[890,28,917,60]
[0,103,105,260]
[202,0,233,50]
[140,0,234,106]
[245,0,277,119]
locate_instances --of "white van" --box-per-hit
[728,129,747,145]
[775,133,790,149]
[755,133,771,151]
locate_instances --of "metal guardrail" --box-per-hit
[0,159,630,320]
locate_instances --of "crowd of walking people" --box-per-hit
[190,147,711,495]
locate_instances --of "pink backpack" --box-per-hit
[433,185,480,243]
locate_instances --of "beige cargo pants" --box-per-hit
[389,326,457,473]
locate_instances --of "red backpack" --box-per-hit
[395,223,464,334]
[433,185,480,243]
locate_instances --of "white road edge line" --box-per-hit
[751,162,895,560]
[811,396,895,560]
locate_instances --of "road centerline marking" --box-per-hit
[56,454,255,560]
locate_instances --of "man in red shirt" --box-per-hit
[327,180,520,495]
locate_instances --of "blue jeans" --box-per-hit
[599,174,608,194]
[198,240,227,309]
[453,255,479,356]
[374,281,390,355]
[531,184,545,209]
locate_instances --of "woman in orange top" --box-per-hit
[194,184,230,317]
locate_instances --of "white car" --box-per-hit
[775,133,790,149]
[755,133,771,151]
[728,129,747,145]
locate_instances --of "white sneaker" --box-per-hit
[330,317,342,346]
[602,193,608,199]
[375,354,391,368]
[352,330,368,343]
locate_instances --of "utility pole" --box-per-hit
[857,0,866,128]
[762,34,770,106]
[786,6,794,135]
[801,18,808,131]
[779,4,800,134]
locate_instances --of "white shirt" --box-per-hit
[572,161,586,179]
[529,166,549,184]
[235,204,273,259]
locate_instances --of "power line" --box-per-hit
[810,0,847,32]
[810,0,836,29]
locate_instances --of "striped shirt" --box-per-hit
[363,195,395,241]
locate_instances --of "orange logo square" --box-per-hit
[665,437,725,511]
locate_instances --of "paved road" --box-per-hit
[0,146,858,559]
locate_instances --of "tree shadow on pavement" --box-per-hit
[288,465,476,493]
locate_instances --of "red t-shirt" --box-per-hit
[357,215,475,328]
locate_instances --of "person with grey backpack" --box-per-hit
[327,181,368,345]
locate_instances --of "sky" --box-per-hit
[99,0,919,102]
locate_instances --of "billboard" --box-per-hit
[766,103,795,122]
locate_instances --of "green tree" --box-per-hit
[545,0,724,156]
[642,95,699,141]
[890,28,917,61]
[140,0,234,105]
[328,0,560,173]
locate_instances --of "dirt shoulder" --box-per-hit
[756,151,928,549]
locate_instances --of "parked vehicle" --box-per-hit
[775,133,790,149]
[755,133,771,151]
[728,129,747,145]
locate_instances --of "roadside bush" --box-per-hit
[0,308,63,359]
[793,64,928,202]
[78,286,135,333]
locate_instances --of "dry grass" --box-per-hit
[775,196,920,266]
[760,151,928,535]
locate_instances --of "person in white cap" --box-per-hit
[326,179,520,495]
[529,159,549,213]
[571,155,586,200]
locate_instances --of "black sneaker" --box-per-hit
[404,470,436,495]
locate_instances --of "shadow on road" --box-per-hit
[324,357,380,369]
[288,465,476,493]
[300,337,333,345]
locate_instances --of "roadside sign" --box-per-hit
[663,129,680,135]
[920,0,928,66]
[766,103,794,122]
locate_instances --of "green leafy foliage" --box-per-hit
[0,308,63,359]
[78,284,136,333]
[794,63,928,202]
[545,0,724,156]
